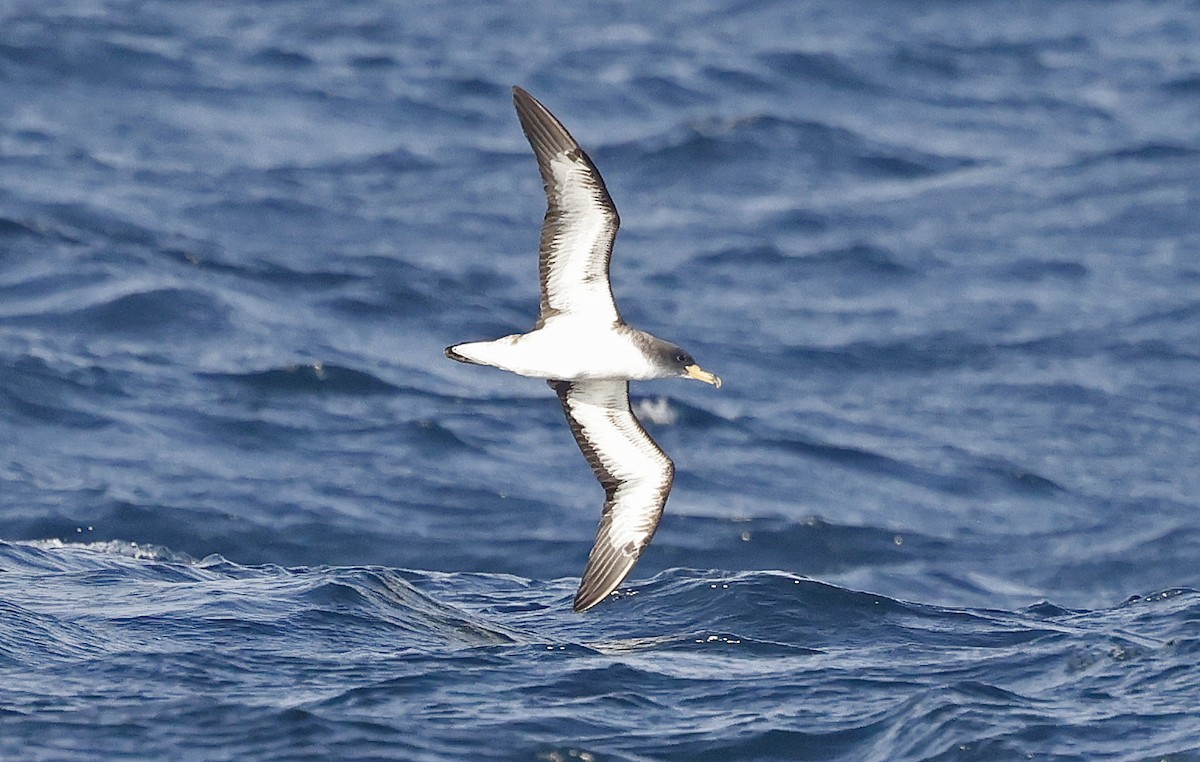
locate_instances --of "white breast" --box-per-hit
[451,320,660,381]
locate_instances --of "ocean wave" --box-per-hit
[0,541,517,659]
[758,49,881,92]
[0,355,127,429]
[784,330,999,373]
[0,214,44,239]
[199,364,399,396]
[695,243,916,285]
[0,34,194,88]
[629,114,973,182]
[1070,141,1200,169]
[1,538,1199,759]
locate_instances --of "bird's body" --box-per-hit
[446,87,720,612]
[448,321,683,382]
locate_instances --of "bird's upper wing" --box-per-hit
[549,379,674,612]
[513,86,621,329]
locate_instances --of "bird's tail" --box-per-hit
[445,343,487,365]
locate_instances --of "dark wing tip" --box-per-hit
[511,85,549,123]
[511,86,584,162]
[572,544,638,612]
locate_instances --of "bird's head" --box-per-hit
[655,343,722,388]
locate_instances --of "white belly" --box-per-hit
[450,322,660,381]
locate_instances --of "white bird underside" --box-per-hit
[446,320,662,381]
[446,87,719,612]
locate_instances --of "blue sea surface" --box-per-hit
[3,1,1200,759]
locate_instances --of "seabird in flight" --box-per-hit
[446,86,722,612]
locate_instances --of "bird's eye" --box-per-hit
[675,352,690,364]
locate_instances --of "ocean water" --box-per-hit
[2,0,1200,759]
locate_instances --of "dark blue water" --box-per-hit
[3,1,1200,759]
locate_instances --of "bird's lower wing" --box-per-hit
[549,379,675,612]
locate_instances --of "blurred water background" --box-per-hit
[2,1,1199,759]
